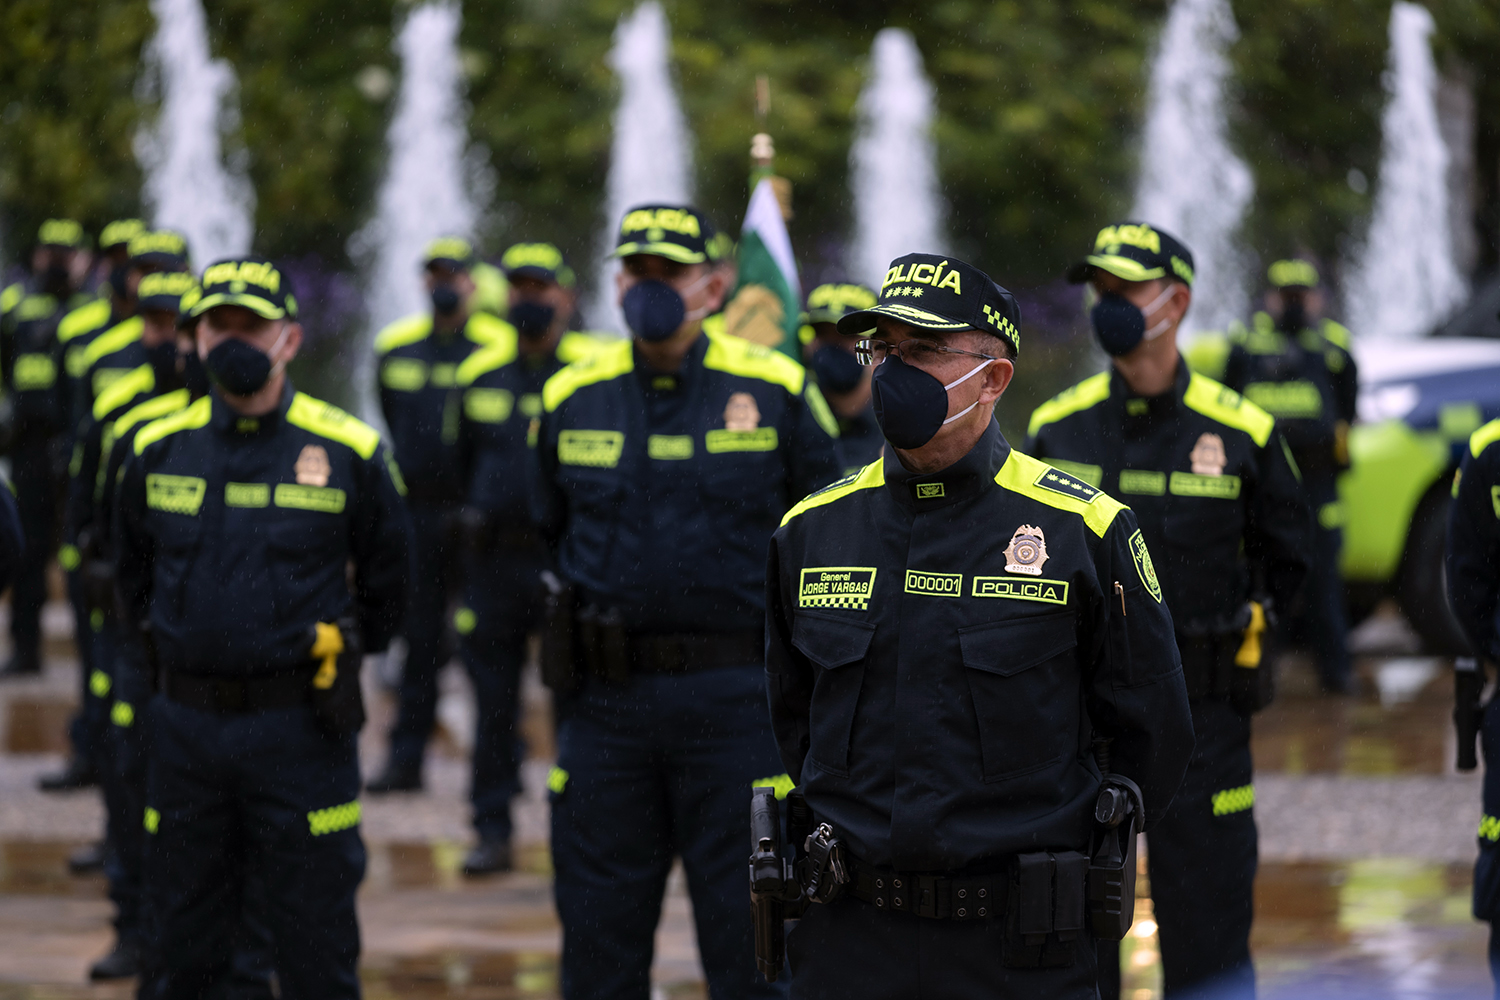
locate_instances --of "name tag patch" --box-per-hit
[799,567,877,611]
[705,428,778,453]
[1169,472,1240,499]
[559,430,625,468]
[905,570,962,598]
[972,576,1069,605]
[146,474,206,516]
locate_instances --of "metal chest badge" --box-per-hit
[724,391,761,431]
[295,444,331,487]
[1190,432,1227,476]
[1005,524,1048,576]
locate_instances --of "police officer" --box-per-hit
[66,271,199,979]
[114,256,410,998]
[450,242,598,876]
[767,252,1193,997]
[58,219,148,414]
[367,237,514,794]
[534,204,840,999]
[0,219,93,680]
[801,282,883,476]
[87,219,147,297]
[1190,259,1358,693]
[1028,223,1311,999]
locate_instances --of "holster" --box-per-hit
[750,787,801,983]
[1087,775,1144,941]
[539,572,578,697]
[308,618,364,736]
[1456,657,1485,772]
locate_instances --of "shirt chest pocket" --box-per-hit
[792,612,874,778]
[960,610,1078,784]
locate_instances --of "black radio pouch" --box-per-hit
[1003,851,1089,969]
[309,618,364,736]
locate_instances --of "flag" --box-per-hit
[724,177,801,360]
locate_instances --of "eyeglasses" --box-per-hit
[854,338,996,367]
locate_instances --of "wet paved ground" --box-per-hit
[0,598,1492,998]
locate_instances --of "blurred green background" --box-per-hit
[2,0,1498,420]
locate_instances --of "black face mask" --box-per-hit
[1090,293,1149,357]
[871,354,990,450]
[145,340,180,388]
[810,345,865,394]
[109,265,131,300]
[206,338,276,396]
[621,280,686,342]
[183,349,211,397]
[1277,298,1307,334]
[431,285,462,316]
[509,301,555,339]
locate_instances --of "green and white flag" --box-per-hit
[726,177,801,360]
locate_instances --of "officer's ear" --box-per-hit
[1165,282,1192,326]
[702,262,735,314]
[978,358,1014,405]
[275,322,304,365]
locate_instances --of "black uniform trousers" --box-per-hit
[9,433,55,666]
[387,502,458,769]
[550,663,787,1000]
[1100,698,1256,1000]
[141,696,364,1000]
[789,896,1099,999]
[1289,470,1350,691]
[458,538,545,841]
[66,571,106,765]
[1474,695,1500,996]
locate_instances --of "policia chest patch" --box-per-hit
[799,567,877,611]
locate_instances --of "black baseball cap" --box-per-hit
[1267,259,1319,289]
[804,283,877,325]
[128,230,189,269]
[137,271,198,314]
[610,204,733,264]
[423,237,476,270]
[99,219,146,251]
[501,242,576,287]
[191,257,298,320]
[1066,221,1195,287]
[38,219,86,249]
[837,253,1022,355]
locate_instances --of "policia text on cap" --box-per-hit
[761,252,1194,998]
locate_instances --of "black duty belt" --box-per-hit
[162,670,310,714]
[627,630,761,674]
[848,857,1010,921]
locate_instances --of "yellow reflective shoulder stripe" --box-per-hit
[1211,784,1254,816]
[286,392,381,460]
[995,451,1125,538]
[1182,373,1273,448]
[543,339,634,412]
[307,800,361,836]
[81,316,145,368]
[58,298,111,342]
[116,389,191,440]
[557,331,612,364]
[780,459,885,527]
[456,336,520,386]
[94,364,155,421]
[135,396,212,454]
[465,312,519,348]
[1470,419,1500,460]
[1321,319,1352,350]
[752,773,795,800]
[0,282,22,315]
[373,314,433,354]
[702,329,805,395]
[1183,333,1231,379]
[804,382,840,439]
[1027,372,1111,439]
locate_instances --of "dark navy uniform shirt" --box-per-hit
[767,421,1193,871]
[833,405,884,478]
[1,279,91,438]
[1028,360,1310,634]
[115,383,411,675]
[533,320,842,635]
[375,311,513,505]
[1448,420,1500,660]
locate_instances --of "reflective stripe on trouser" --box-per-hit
[1099,698,1256,1000]
[1475,697,1500,995]
[458,539,546,840]
[144,696,364,1000]
[551,665,788,1000]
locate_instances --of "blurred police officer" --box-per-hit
[86,219,147,297]
[115,256,409,998]
[1029,223,1311,999]
[1190,259,1358,694]
[768,252,1192,998]
[450,242,599,876]
[368,237,513,793]
[534,204,840,999]
[59,219,148,413]
[0,219,92,680]
[800,282,882,476]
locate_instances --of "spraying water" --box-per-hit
[849,29,946,289]
[1345,2,1467,340]
[351,0,482,416]
[134,0,255,269]
[586,1,694,334]
[1131,0,1253,338]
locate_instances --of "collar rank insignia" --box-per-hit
[1190,432,1227,476]
[295,444,331,487]
[1005,524,1049,576]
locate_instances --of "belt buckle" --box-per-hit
[917,875,939,919]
